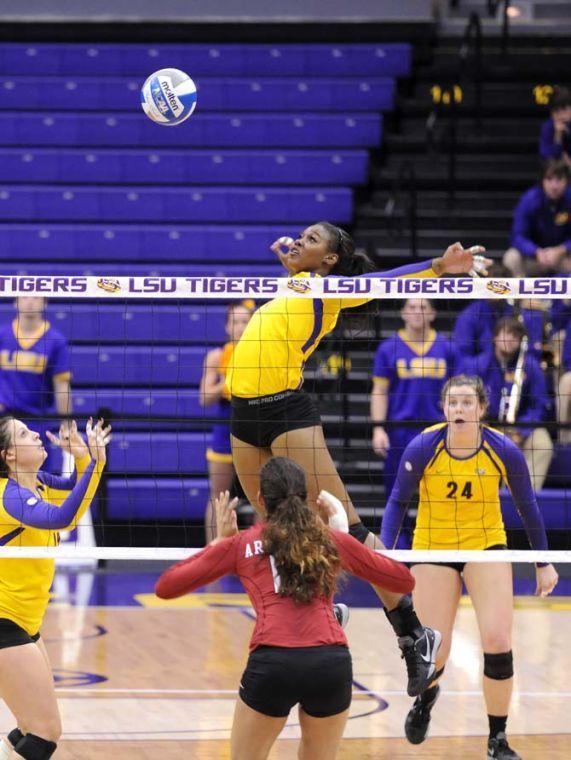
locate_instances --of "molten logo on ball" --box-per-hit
[141,68,197,126]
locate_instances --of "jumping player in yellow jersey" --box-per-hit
[0,416,110,760]
[226,220,492,697]
[381,375,559,760]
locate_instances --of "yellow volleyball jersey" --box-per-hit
[381,422,548,551]
[0,454,102,634]
[413,424,508,549]
[227,262,437,398]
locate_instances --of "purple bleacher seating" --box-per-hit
[0,262,282,276]
[0,76,395,113]
[107,432,208,474]
[70,345,207,386]
[73,388,203,419]
[0,149,368,186]
[41,304,226,344]
[105,477,209,521]
[0,186,352,223]
[0,224,296,262]
[0,113,382,148]
[500,491,570,531]
[0,44,411,78]
[545,444,571,488]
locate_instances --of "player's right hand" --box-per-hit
[372,427,390,457]
[214,490,239,539]
[270,236,296,274]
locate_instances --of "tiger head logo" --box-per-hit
[97,278,122,293]
[287,279,312,294]
[486,280,511,296]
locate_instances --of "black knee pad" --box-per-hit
[348,520,370,544]
[484,651,513,681]
[13,733,57,760]
[8,728,23,747]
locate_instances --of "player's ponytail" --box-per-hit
[0,416,14,478]
[261,457,341,604]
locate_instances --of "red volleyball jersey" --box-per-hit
[156,523,414,651]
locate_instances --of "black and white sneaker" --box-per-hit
[333,603,350,629]
[398,627,442,697]
[487,733,522,759]
[404,685,440,744]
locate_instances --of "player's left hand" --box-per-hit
[535,563,559,597]
[316,490,349,533]
[434,242,492,276]
[214,490,239,539]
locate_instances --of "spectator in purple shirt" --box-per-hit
[503,160,571,277]
[539,87,571,164]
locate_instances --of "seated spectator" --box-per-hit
[0,297,72,472]
[556,317,571,444]
[503,159,571,276]
[540,86,571,164]
[463,317,553,491]
[453,263,553,364]
[371,299,459,545]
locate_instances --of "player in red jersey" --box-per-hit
[156,456,414,760]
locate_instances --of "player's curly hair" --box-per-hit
[261,457,341,605]
[0,416,15,478]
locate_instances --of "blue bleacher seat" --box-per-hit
[73,388,203,419]
[0,305,227,345]
[105,477,209,521]
[0,113,382,148]
[0,149,369,186]
[545,444,571,488]
[501,491,570,531]
[36,304,226,344]
[0,44,411,78]
[0,77,395,113]
[0,224,300,262]
[70,345,207,386]
[0,186,352,223]
[0,262,282,276]
[107,432,208,474]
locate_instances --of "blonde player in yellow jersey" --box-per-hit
[226,221,492,697]
[0,416,110,760]
[200,300,255,542]
[381,375,559,760]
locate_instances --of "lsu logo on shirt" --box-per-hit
[0,349,47,374]
[396,357,448,379]
[555,211,569,226]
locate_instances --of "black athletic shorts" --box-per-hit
[239,644,352,718]
[409,544,507,574]
[0,618,40,649]
[231,390,321,449]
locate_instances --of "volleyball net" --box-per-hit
[1,273,570,564]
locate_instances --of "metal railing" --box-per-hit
[384,161,418,257]
[450,0,512,56]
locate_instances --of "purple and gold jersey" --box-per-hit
[372,329,458,423]
[0,320,71,415]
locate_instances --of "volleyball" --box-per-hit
[140,68,197,126]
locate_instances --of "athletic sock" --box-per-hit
[488,714,508,739]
